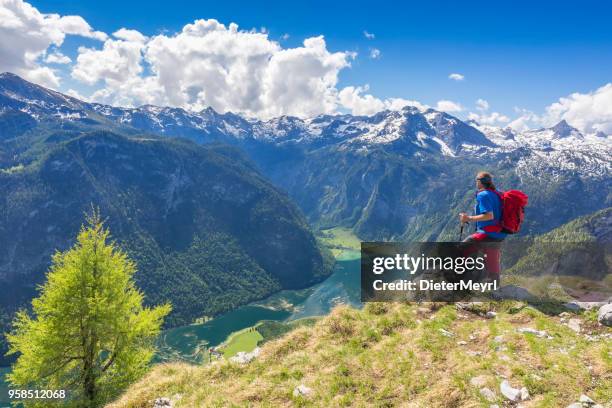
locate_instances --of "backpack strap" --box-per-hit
[483,188,503,232]
[487,188,503,201]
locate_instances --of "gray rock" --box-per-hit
[565,394,602,408]
[564,301,608,311]
[479,387,496,402]
[598,303,612,327]
[485,311,497,319]
[520,387,530,400]
[439,328,454,337]
[230,347,261,364]
[293,384,313,397]
[500,380,521,402]
[518,327,552,339]
[153,397,172,408]
[579,394,594,404]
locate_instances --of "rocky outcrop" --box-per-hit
[598,303,612,327]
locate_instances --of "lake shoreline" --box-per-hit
[154,244,361,364]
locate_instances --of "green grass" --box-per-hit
[220,328,263,358]
[109,303,612,407]
[318,227,361,258]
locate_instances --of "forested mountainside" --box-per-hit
[0,130,331,365]
[506,207,612,283]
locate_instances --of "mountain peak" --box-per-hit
[550,120,581,138]
[0,72,20,79]
[0,72,29,89]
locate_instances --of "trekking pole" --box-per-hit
[459,222,465,241]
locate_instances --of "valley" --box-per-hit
[154,227,361,364]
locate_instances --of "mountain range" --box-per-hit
[2,72,610,240]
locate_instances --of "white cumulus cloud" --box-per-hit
[468,111,510,125]
[0,0,106,87]
[507,108,541,132]
[476,98,489,111]
[543,83,612,134]
[369,48,381,59]
[435,99,463,112]
[448,73,464,81]
[73,29,146,87]
[467,99,509,125]
[112,28,147,43]
[338,85,427,116]
[45,51,71,64]
[72,19,354,118]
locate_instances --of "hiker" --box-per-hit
[459,171,506,280]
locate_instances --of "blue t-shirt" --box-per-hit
[474,189,507,239]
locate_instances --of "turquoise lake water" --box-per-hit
[156,250,361,362]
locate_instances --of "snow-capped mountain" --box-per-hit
[0,72,495,154]
[472,119,611,179]
[0,72,88,119]
[1,72,610,180]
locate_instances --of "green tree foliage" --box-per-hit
[6,213,171,407]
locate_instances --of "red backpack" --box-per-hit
[489,189,528,234]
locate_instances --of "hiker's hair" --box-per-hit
[476,171,496,190]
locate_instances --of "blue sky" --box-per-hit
[4,0,612,131]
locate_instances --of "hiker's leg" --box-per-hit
[462,234,503,280]
[483,243,501,279]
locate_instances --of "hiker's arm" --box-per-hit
[459,212,494,223]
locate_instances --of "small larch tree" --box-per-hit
[6,213,171,407]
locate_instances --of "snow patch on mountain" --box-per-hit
[476,121,612,179]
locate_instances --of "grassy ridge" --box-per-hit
[107,303,611,407]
